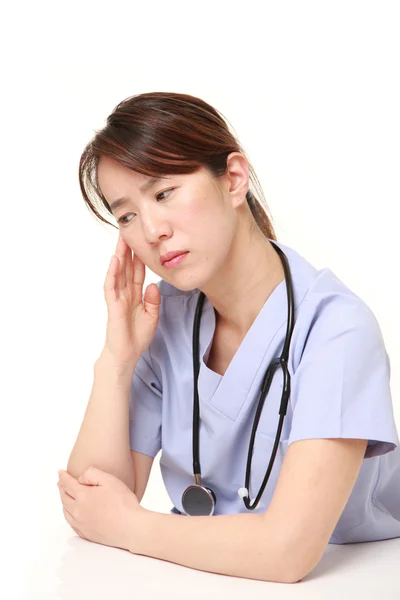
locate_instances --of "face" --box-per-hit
[97,153,249,292]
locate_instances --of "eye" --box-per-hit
[155,188,174,201]
[118,188,174,225]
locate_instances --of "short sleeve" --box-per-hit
[288,298,399,458]
[129,345,162,458]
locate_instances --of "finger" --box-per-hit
[58,470,80,499]
[62,506,87,539]
[125,242,133,288]
[57,480,74,498]
[70,523,88,540]
[116,236,126,290]
[57,482,87,539]
[132,252,145,293]
[58,485,76,514]
[107,235,125,301]
[104,254,118,304]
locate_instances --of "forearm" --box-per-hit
[67,347,137,491]
[132,509,297,584]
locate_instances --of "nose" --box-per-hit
[140,204,173,244]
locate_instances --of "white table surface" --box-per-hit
[15,455,400,600]
[25,532,400,600]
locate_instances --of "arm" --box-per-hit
[66,346,137,492]
[130,437,368,583]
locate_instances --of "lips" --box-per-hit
[160,250,188,265]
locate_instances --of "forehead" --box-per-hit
[97,158,211,194]
[97,156,151,191]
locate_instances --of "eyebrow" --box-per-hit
[109,176,164,212]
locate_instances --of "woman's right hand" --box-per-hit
[102,235,161,369]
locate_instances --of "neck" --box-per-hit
[200,230,285,337]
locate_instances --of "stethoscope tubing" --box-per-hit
[182,240,295,516]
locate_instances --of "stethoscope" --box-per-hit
[181,240,295,516]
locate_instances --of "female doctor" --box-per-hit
[57,92,400,584]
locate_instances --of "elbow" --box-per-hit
[281,545,324,584]
[276,561,313,585]
[267,537,324,584]
[280,568,306,585]
[261,565,304,585]
[274,560,305,584]
[258,550,309,584]
[257,512,327,583]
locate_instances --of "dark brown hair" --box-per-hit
[78,91,277,240]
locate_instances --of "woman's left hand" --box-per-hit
[57,466,143,552]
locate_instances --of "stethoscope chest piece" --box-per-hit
[181,484,216,516]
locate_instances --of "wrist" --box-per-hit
[127,506,153,555]
[95,346,138,379]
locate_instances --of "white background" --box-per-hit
[2,1,399,598]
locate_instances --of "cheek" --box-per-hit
[123,239,145,261]
[179,198,221,235]
[180,201,203,222]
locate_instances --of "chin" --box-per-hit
[166,278,199,293]
[160,268,205,293]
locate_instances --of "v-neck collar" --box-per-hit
[195,242,308,420]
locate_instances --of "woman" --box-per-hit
[58,92,400,584]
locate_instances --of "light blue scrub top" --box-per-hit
[129,239,400,544]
